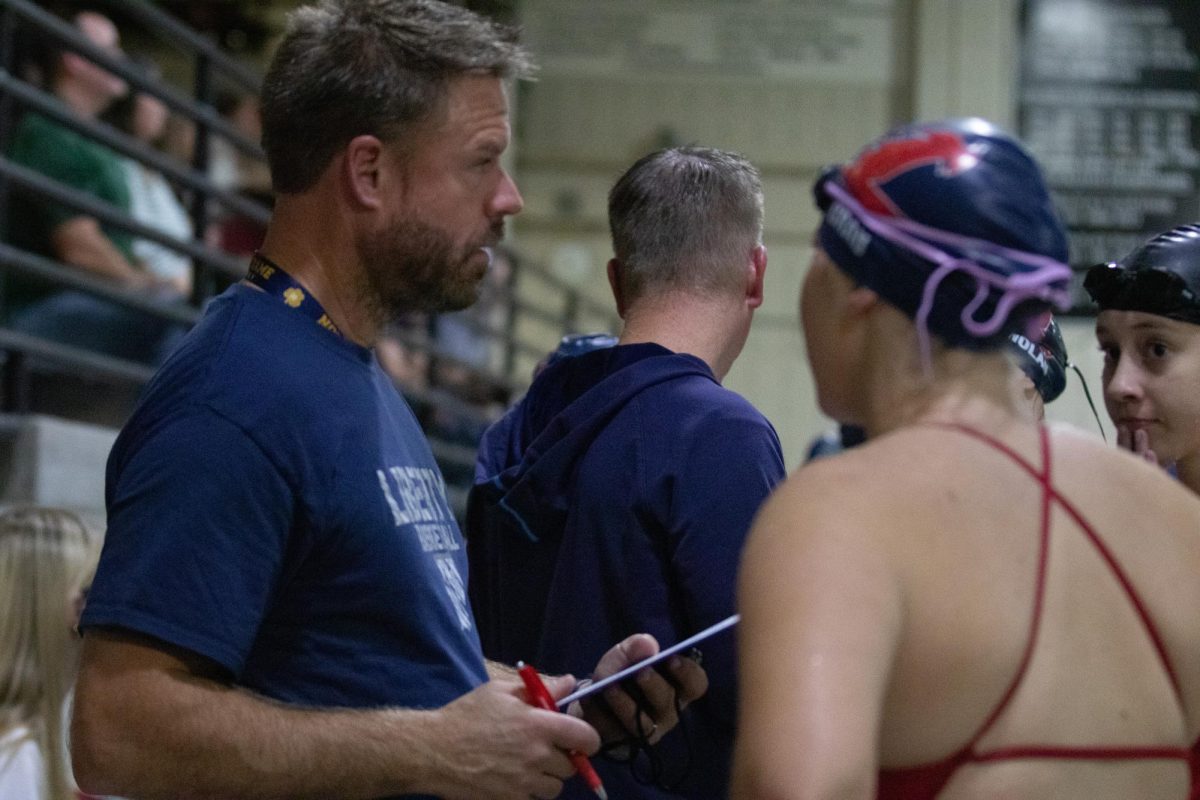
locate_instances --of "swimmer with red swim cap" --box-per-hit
[733,118,1200,800]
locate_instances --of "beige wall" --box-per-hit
[912,0,1021,127]
[910,0,1111,441]
[510,0,1104,464]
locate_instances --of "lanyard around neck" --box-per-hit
[245,252,341,337]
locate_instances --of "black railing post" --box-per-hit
[190,51,215,306]
[0,2,18,322]
[0,3,16,154]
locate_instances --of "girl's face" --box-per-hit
[1096,309,1200,463]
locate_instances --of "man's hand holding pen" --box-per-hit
[426,674,600,800]
[428,633,709,800]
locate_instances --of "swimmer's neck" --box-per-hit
[858,350,1033,439]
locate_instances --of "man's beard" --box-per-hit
[356,215,502,322]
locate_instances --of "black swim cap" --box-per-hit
[1006,316,1068,403]
[1084,223,1200,325]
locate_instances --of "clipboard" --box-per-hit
[555,614,740,710]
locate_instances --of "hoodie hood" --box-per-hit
[473,342,715,542]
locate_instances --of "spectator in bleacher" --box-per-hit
[432,242,513,398]
[0,507,98,800]
[102,55,193,297]
[208,91,271,257]
[70,3,704,799]
[426,243,516,486]
[467,146,786,799]
[377,312,431,391]
[5,10,184,364]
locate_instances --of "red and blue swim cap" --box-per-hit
[814,118,1072,364]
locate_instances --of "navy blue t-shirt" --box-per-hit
[83,284,487,714]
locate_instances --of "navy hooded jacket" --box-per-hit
[467,342,785,799]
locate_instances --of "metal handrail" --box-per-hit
[0,327,157,384]
[0,0,622,405]
[506,293,581,330]
[0,243,200,324]
[403,381,502,429]
[105,0,261,92]
[1,0,263,159]
[389,328,519,396]
[425,310,561,361]
[0,73,271,225]
[0,157,245,279]
[517,258,617,325]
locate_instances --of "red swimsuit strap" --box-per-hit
[975,744,1191,762]
[926,423,1055,753]
[877,424,1193,799]
[930,423,1184,705]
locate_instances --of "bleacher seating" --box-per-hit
[0,0,617,519]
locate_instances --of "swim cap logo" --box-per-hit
[1009,332,1050,375]
[827,203,872,257]
[844,130,975,217]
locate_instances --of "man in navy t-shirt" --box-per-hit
[468,147,786,799]
[70,3,704,799]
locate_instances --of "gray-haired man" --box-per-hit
[469,147,786,799]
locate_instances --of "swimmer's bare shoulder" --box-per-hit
[1048,424,1200,594]
[751,432,934,559]
[1049,422,1200,537]
[739,442,905,800]
[761,421,1199,556]
[1046,427,1200,728]
[764,427,975,532]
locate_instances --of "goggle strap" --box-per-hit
[1070,361,1107,442]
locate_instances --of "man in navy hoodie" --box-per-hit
[468,147,787,799]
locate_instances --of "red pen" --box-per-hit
[516,662,608,800]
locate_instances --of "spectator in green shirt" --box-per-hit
[6,10,184,364]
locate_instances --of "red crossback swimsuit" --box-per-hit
[876,425,1199,800]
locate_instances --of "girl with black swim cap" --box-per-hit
[733,119,1200,800]
[1087,224,1200,493]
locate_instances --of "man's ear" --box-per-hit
[746,244,767,309]
[342,135,388,210]
[606,258,627,318]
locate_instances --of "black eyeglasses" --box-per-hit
[1083,262,1200,323]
